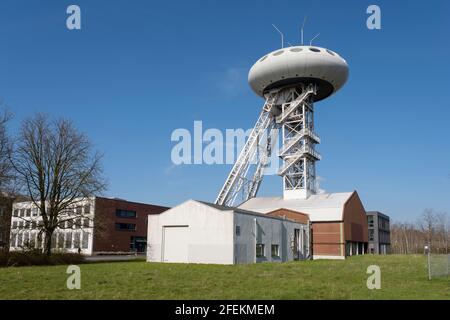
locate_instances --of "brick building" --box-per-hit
[240,191,369,259]
[10,197,169,255]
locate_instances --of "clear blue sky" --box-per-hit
[1,0,449,222]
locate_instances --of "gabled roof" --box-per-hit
[192,200,304,223]
[238,192,355,222]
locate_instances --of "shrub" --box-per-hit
[0,251,85,267]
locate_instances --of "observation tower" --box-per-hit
[216,44,349,206]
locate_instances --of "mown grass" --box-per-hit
[0,255,448,299]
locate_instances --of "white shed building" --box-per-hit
[147,200,310,264]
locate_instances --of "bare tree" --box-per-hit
[391,210,449,254]
[11,114,106,255]
[0,108,14,192]
[419,209,437,250]
[0,107,15,251]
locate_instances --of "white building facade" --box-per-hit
[9,198,95,255]
[147,200,310,264]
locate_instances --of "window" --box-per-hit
[309,47,321,52]
[116,209,137,218]
[115,223,136,231]
[19,209,25,217]
[256,244,265,258]
[368,216,374,228]
[273,50,284,56]
[26,209,31,217]
[12,221,18,229]
[73,232,80,249]
[83,218,90,228]
[76,206,83,214]
[235,226,241,236]
[65,232,73,249]
[31,208,38,216]
[75,218,82,228]
[57,233,65,249]
[13,209,18,217]
[271,244,280,257]
[23,232,30,246]
[30,232,36,248]
[82,231,89,249]
[10,233,17,247]
[290,47,303,52]
[84,205,91,214]
[369,229,374,241]
[18,221,24,229]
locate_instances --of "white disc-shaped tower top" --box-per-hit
[248,46,349,101]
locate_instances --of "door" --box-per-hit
[163,226,189,263]
[294,229,300,260]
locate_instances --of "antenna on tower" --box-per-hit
[301,16,307,45]
[310,33,320,46]
[272,24,284,48]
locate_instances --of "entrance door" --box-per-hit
[163,226,189,263]
[294,229,300,260]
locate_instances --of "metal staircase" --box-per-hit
[215,93,278,206]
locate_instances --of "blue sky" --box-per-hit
[1,0,449,222]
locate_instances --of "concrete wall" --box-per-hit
[147,200,310,265]
[147,201,235,264]
[234,213,308,263]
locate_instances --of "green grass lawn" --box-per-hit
[0,255,448,299]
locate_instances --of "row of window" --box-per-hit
[11,218,91,230]
[13,205,91,218]
[259,47,337,62]
[115,223,136,231]
[367,216,390,230]
[10,230,90,250]
[116,209,137,218]
[256,244,280,258]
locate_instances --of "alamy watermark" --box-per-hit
[366,265,381,289]
[366,5,381,30]
[66,5,81,30]
[66,265,81,290]
[170,121,280,175]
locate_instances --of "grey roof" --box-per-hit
[366,211,390,220]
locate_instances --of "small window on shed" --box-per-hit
[235,226,241,236]
[309,47,321,52]
[271,244,280,257]
[256,244,265,257]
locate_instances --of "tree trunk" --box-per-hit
[43,229,54,255]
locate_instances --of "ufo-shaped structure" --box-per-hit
[216,45,349,207]
[249,46,349,101]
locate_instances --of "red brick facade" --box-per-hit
[92,197,169,253]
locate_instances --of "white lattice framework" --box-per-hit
[216,84,320,206]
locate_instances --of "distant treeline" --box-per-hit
[391,209,449,254]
